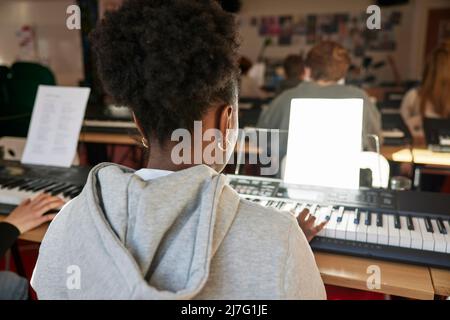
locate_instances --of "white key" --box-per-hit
[315,206,330,237]
[335,210,350,240]
[418,218,434,251]
[443,220,450,254]
[377,214,389,245]
[399,216,411,248]
[308,204,318,216]
[431,219,446,253]
[345,211,357,241]
[410,217,423,250]
[388,215,400,246]
[356,211,368,242]
[324,207,337,238]
[366,213,378,244]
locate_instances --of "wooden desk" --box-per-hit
[2,214,443,299]
[79,132,137,145]
[315,252,435,300]
[430,268,450,297]
[0,215,48,243]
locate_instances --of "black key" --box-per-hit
[68,187,82,198]
[365,211,371,226]
[436,218,447,235]
[17,179,36,190]
[51,184,73,196]
[6,179,27,189]
[376,212,383,227]
[276,201,285,209]
[336,207,345,223]
[424,217,433,233]
[44,182,66,193]
[394,214,401,229]
[29,180,55,192]
[21,179,44,191]
[1,178,20,188]
[406,215,414,230]
[354,209,360,224]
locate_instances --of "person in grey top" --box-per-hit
[31,0,326,300]
[258,41,382,156]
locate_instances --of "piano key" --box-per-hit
[388,215,400,246]
[50,183,74,196]
[430,219,446,253]
[21,179,46,191]
[436,218,447,235]
[280,201,296,212]
[315,206,329,237]
[418,218,434,251]
[29,180,55,192]
[406,215,414,230]
[308,204,318,215]
[365,211,372,226]
[377,213,389,245]
[345,210,357,241]
[394,214,401,229]
[336,206,345,222]
[356,211,368,242]
[376,212,383,227]
[443,221,450,253]
[353,208,360,225]
[366,212,379,244]
[324,209,338,238]
[399,216,411,248]
[425,217,433,233]
[335,209,349,239]
[410,217,423,250]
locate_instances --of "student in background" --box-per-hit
[258,41,382,150]
[32,0,326,300]
[239,56,267,98]
[400,41,450,139]
[0,194,63,300]
[275,54,305,95]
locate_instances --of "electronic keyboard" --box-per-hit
[0,161,90,215]
[228,175,450,269]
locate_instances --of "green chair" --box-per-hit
[0,62,56,137]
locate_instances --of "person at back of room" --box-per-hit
[239,56,267,99]
[31,0,326,300]
[257,41,382,153]
[275,54,305,96]
[400,41,450,139]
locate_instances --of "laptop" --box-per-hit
[423,118,450,153]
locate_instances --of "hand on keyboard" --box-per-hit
[4,193,65,234]
[296,208,328,242]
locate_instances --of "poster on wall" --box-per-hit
[249,10,403,56]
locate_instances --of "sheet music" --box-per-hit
[21,85,90,167]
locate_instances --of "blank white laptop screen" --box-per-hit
[283,98,363,189]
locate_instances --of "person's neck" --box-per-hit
[315,79,337,86]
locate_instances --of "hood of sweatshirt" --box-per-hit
[32,163,240,299]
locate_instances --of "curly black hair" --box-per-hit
[90,0,240,143]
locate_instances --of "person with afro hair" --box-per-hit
[31,0,325,300]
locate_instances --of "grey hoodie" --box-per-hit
[31,163,325,299]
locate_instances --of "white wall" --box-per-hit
[0,0,84,86]
[238,0,450,82]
